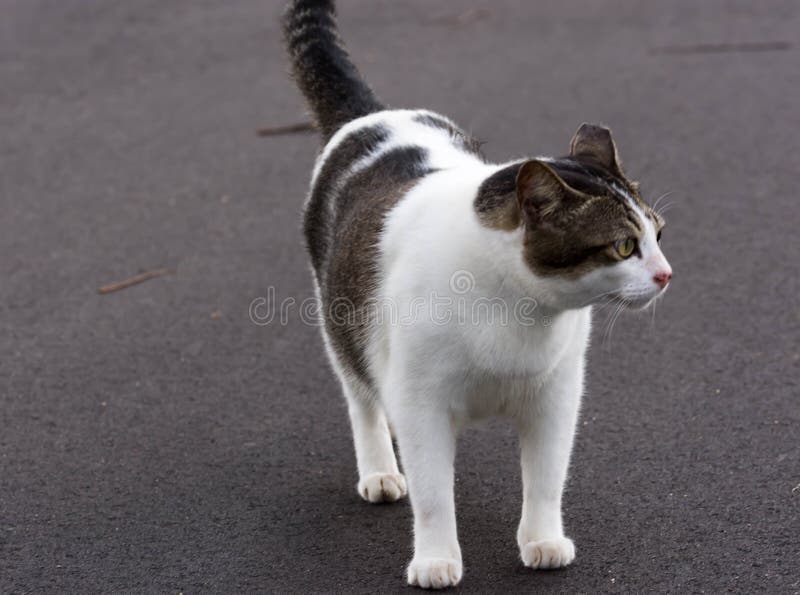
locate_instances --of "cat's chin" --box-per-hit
[599,294,655,311]
[624,295,660,311]
[628,298,654,311]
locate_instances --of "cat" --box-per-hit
[282,0,672,589]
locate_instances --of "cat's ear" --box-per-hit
[569,123,623,176]
[516,160,578,225]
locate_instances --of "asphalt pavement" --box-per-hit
[1,0,798,592]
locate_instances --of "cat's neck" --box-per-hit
[384,162,591,319]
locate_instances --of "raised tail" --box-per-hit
[282,0,384,142]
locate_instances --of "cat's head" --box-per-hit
[477,123,672,310]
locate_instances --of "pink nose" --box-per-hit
[653,270,672,289]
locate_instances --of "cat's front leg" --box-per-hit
[384,374,462,589]
[516,355,583,570]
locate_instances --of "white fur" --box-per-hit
[315,110,671,589]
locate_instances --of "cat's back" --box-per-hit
[303,109,483,385]
[303,109,483,279]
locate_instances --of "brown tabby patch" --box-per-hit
[413,113,485,158]
[304,125,389,273]
[474,163,522,231]
[322,146,432,385]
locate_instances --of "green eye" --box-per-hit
[614,238,637,258]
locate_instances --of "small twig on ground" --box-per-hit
[256,121,316,137]
[650,41,792,55]
[430,8,491,27]
[792,483,800,495]
[97,268,175,295]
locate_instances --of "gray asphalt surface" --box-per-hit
[2,1,799,592]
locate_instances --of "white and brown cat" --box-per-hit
[282,0,672,588]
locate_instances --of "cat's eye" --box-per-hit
[657,229,662,243]
[614,238,637,258]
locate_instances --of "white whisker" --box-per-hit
[601,299,627,348]
[579,289,619,308]
[652,191,673,213]
[656,201,678,217]
[650,295,658,330]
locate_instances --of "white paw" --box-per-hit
[520,537,575,569]
[357,472,407,503]
[407,557,463,589]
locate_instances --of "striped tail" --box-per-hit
[282,0,384,142]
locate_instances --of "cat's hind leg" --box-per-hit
[340,375,407,503]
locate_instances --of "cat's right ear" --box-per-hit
[515,160,574,227]
[569,123,623,177]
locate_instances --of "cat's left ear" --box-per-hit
[569,123,624,177]
[516,160,584,227]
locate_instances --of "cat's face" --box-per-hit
[545,207,671,311]
[516,124,672,310]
